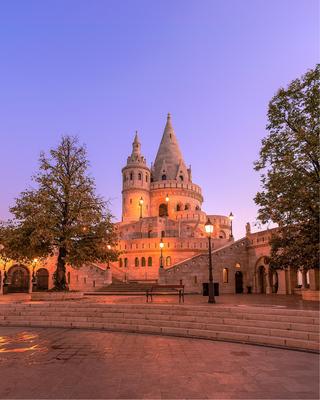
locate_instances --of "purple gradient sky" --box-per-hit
[0,0,318,239]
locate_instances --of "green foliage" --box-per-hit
[0,136,119,289]
[254,65,319,270]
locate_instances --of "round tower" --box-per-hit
[122,132,151,222]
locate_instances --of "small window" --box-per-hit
[185,204,190,210]
[67,272,71,284]
[166,256,171,266]
[161,230,165,238]
[119,259,123,268]
[146,175,148,182]
[135,257,139,267]
[176,203,182,211]
[148,257,152,266]
[138,173,142,180]
[179,175,184,181]
[93,280,96,288]
[223,268,229,283]
[141,257,146,267]
[124,258,128,268]
[194,276,198,284]
[162,174,167,180]
[130,173,133,180]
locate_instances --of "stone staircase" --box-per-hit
[0,303,318,352]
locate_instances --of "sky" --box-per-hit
[0,0,318,239]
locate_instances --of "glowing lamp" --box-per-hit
[205,218,214,235]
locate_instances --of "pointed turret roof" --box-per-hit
[152,114,190,182]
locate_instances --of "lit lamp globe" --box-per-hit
[139,197,144,205]
[205,218,214,235]
[165,194,169,203]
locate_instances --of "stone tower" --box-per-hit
[122,132,151,222]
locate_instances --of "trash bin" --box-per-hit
[214,282,219,296]
[202,282,209,296]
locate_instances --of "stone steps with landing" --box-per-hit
[0,303,318,352]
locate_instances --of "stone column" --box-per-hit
[308,269,320,291]
[277,269,287,295]
[287,266,297,295]
[104,268,112,285]
[265,268,272,294]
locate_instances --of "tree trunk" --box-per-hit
[54,246,69,291]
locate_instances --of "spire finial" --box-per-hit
[167,112,171,120]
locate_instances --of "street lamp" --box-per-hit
[205,218,215,304]
[159,237,164,268]
[229,212,234,238]
[139,197,144,219]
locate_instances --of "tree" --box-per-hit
[0,136,118,290]
[254,65,319,271]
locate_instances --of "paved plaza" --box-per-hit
[1,292,319,311]
[0,326,318,399]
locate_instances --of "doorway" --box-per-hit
[235,271,243,294]
[7,265,30,293]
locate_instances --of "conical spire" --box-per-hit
[132,130,141,156]
[152,114,190,182]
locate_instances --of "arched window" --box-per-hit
[166,256,171,266]
[146,175,148,182]
[219,231,226,239]
[195,205,200,211]
[130,172,133,180]
[141,257,146,267]
[185,203,190,210]
[119,259,123,268]
[138,173,142,180]
[223,268,229,283]
[124,258,128,268]
[148,257,152,266]
[135,257,139,267]
[176,203,182,211]
[162,174,167,180]
[161,230,165,238]
[179,175,184,181]
[148,230,152,238]
[159,203,168,217]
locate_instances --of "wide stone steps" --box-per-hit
[0,303,318,352]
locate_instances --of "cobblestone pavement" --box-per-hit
[0,293,319,310]
[0,327,318,399]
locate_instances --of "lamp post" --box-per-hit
[139,197,144,219]
[205,218,215,304]
[165,194,169,216]
[32,258,38,289]
[107,244,111,269]
[229,212,234,238]
[159,237,164,268]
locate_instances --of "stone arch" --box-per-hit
[254,257,271,294]
[162,174,167,180]
[219,230,226,239]
[36,268,49,291]
[7,264,30,293]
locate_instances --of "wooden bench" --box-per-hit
[146,284,185,303]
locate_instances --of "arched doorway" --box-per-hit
[36,268,49,291]
[159,203,168,217]
[7,265,30,293]
[235,271,243,293]
[258,266,266,294]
